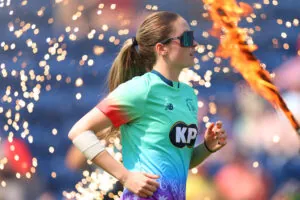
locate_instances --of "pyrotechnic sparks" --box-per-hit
[0,0,299,199]
[0,1,144,198]
[63,143,122,199]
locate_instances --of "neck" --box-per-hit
[152,61,181,82]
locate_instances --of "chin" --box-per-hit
[177,60,194,69]
[186,61,195,68]
[180,64,193,69]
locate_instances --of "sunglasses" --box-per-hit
[159,31,195,47]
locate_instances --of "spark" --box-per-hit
[0,0,298,198]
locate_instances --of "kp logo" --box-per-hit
[169,121,198,148]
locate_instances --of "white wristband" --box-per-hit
[72,130,105,160]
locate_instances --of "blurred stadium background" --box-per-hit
[0,0,300,199]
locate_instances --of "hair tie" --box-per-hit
[132,37,138,46]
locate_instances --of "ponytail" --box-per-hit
[99,38,148,141]
[107,38,147,92]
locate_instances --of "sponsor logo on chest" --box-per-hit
[169,121,198,148]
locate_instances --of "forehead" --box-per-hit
[172,17,190,36]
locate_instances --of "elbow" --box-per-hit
[68,121,84,141]
[68,124,87,141]
[68,126,79,141]
[68,130,76,141]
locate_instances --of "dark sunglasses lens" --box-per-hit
[181,31,194,47]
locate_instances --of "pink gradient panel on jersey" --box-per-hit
[97,98,131,127]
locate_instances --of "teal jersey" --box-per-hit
[97,70,199,200]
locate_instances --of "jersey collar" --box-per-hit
[151,70,180,88]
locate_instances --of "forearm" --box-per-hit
[65,145,87,170]
[70,132,130,184]
[189,142,212,169]
[92,150,129,184]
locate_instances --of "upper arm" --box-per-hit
[97,76,149,127]
[68,107,112,140]
[69,76,148,139]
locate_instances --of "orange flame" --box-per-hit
[203,0,300,135]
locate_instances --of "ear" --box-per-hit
[155,43,168,56]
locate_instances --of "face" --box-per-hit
[159,17,198,69]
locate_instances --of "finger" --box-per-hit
[138,192,148,198]
[207,123,215,135]
[218,135,227,143]
[144,184,157,193]
[216,121,223,129]
[215,129,225,138]
[144,173,160,179]
[218,140,226,146]
[219,129,225,135]
[216,139,227,148]
[216,128,226,136]
[218,137,227,145]
[214,129,221,136]
[146,178,160,188]
[219,135,227,140]
[214,133,218,140]
[140,188,154,197]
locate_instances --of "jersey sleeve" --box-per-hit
[96,76,149,127]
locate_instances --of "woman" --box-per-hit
[68,11,227,200]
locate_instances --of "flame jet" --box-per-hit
[203,0,300,135]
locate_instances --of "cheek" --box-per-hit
[169,48,191,63]
[169,46,189,62]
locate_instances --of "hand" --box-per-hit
[204,121,227,153]
[122,171,160,198]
